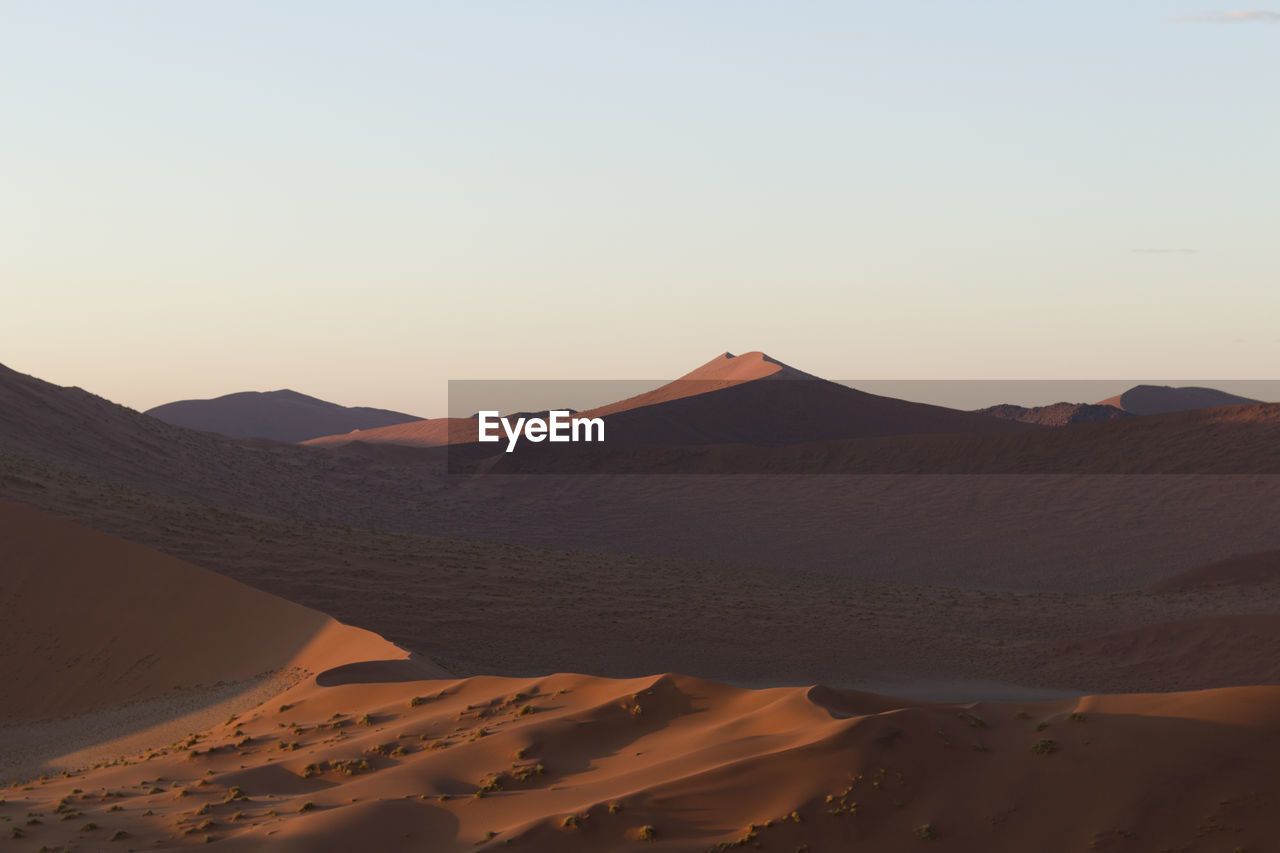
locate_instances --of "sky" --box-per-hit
[2,2,1277,417]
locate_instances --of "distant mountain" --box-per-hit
[146,389,422,443]
[1098,385,1262,416]
[977,402,1130,427]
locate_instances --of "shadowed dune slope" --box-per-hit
[146,389,422,443]
[1149,549,1280,592]
[0,500,419,725]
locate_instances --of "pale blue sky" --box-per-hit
[2,2,1277,415]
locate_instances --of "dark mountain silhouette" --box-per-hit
[146,389,421,443]
[1098,384,1262,416]
[977,402,1130,427]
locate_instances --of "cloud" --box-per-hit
[1173,10,1280,23]
[1131,248,1200,254]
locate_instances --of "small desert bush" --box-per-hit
[1031,738,1058,756]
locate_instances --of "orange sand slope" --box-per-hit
[6,668,1280,852]
[0,500,424,727]
[1,507,1278,852]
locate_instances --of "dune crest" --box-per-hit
[0,500,437,781]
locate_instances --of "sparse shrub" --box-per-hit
[80,822,98,831]
[518,704,534,716]
[110,829,130,841]
[1035,722,1048,732]
[1031,738,1058,756]
[1069,712,1086,723]
[561,815,578,829]
[327,759,372,776]
[915,823,937,840]
[297,801,315,813]
[408,696,425,707]
[357,714,373,727]
[638,824,656,841]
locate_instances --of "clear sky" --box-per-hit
[3,2,1277,416]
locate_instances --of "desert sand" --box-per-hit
[4,503,1280,851]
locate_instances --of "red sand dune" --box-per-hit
[304,352,1028,449]
[7,652,1280,851]
[0,499,440,783]
[5,502,1280,851]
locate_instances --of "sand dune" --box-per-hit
[1149,549,1280,592]
[6,664,1280,851]
[1098,383,1262,415]
[0,500,438,781]
[146,389,422,443]
[2,461,1278,849]
[306,351,1028,450]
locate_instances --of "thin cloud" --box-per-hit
[1131,248,1200,254]
[1173,10,1280,23]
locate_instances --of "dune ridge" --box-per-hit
[0,500,440,782]
[7,659,1280,851]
